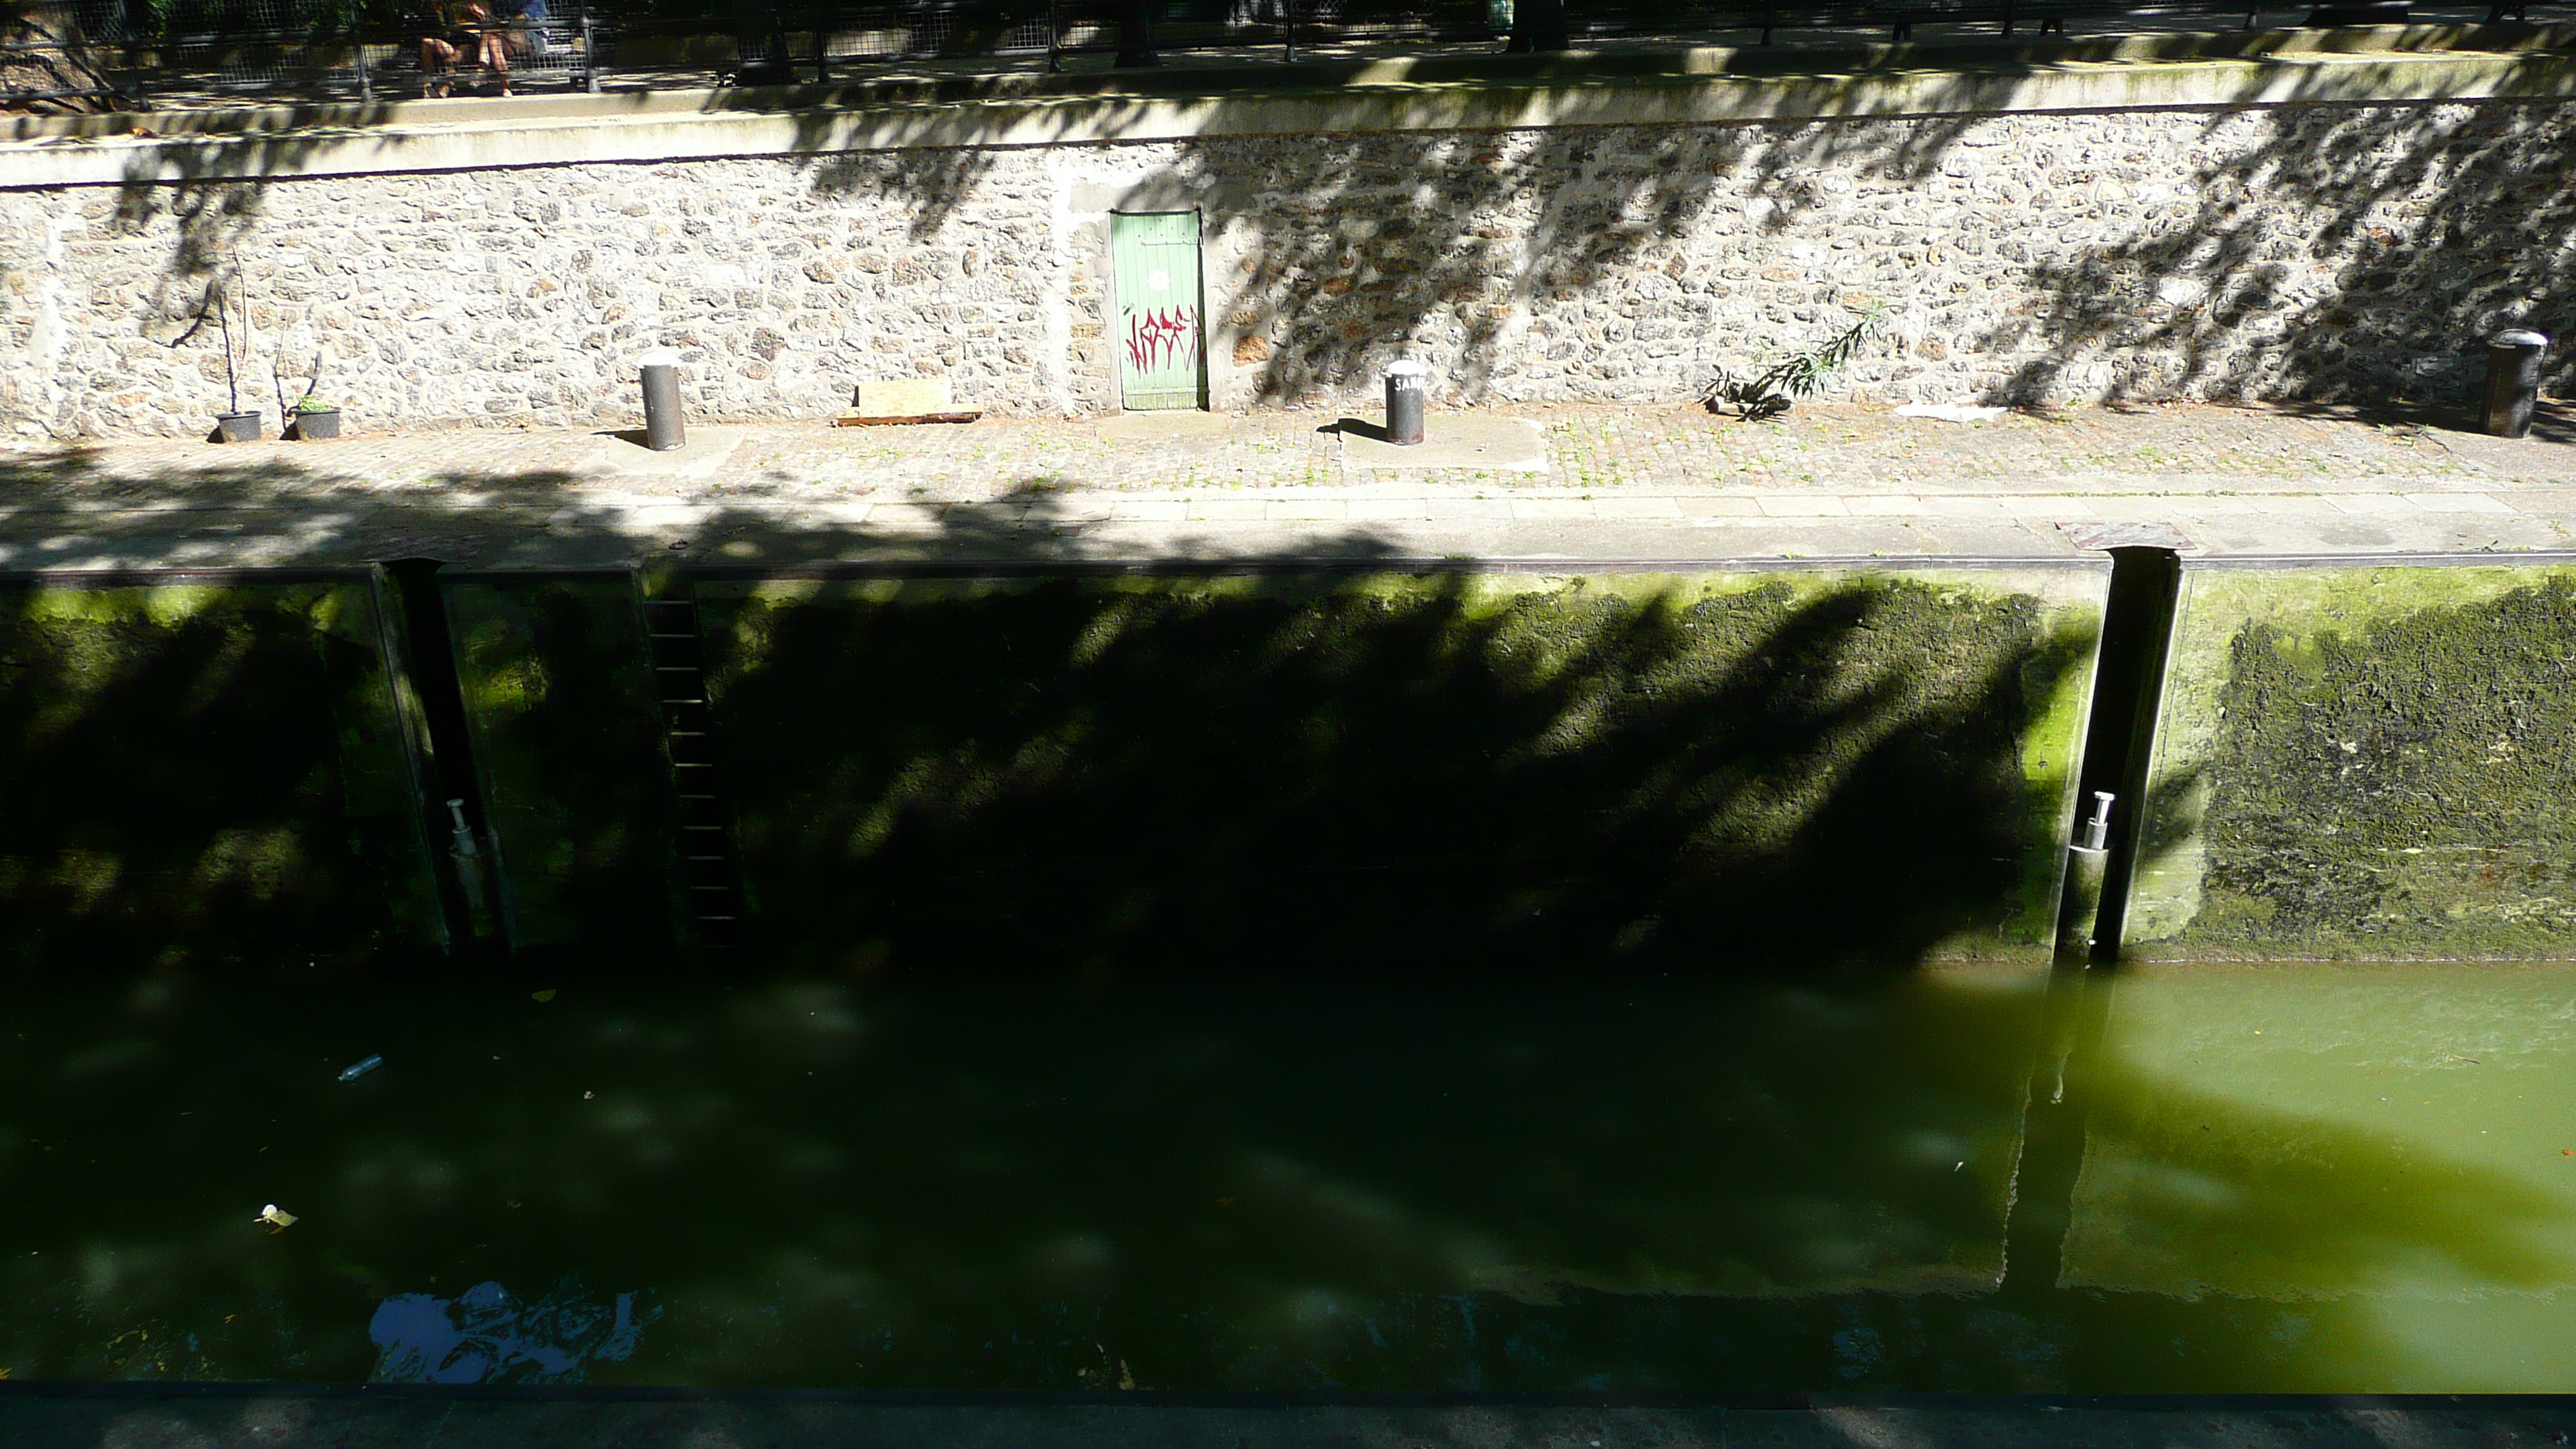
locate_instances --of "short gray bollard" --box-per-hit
[2482,329,2549,440]
[1383,360,1428,447]
[639,361,687,451]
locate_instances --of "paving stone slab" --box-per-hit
[5,402,2576,572]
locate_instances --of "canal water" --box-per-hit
[5,958,2571,1390]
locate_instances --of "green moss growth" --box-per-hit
[697,568,2100,972]
[2133,567,2576,960]
[0,581,440,969]
[444,575,683,951]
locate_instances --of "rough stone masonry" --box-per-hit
[1,90,2571,439]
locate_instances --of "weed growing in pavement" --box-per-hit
[1700,303,1893,422]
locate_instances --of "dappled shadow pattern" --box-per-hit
[442,573,687,952]
[701,570,2088,971]
[0,577,440,968]
[4,955,2572,1392]
[0,965,2046,1383]
[1197,115,1978,403]
[1984,101,2576,406]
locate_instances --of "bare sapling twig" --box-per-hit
[214,279,240,416]
[277,348,327,419]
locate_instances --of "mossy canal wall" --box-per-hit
[5,557,2573,969]
[2126,564,2576,961]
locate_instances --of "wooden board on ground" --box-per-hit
[832,411,982,427]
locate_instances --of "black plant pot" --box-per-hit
[214,411,264,443]
[289,409,342,440]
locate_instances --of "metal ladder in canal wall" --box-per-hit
[642,584,748,948]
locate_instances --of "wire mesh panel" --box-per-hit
[1,0,132,106]
[807,0,1056,64]
[7,0,2569,109]
[117,0,420,99]
[390,0,593,98]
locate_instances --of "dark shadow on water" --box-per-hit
[3,460,2568,1394]
[0,958,2569,1392]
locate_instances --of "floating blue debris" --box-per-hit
[369,1277,658,1384]
[337,1054,383,1082]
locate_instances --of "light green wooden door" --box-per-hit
[1112,211,1204,411]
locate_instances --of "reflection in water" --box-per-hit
[1,961,2571,1390]
[369,1277,657,1384]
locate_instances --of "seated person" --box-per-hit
[495,0,552,59]
[419,0,511,96]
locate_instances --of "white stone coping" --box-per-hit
[3,41,2574,189]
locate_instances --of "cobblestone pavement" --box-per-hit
[5,400,2574,570]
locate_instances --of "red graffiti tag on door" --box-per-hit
[1125,307,1198,373]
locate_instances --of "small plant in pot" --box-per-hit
[288,394,342,440]
[276,349,341,440]
[211,276,262,443]
[274,348,343,440]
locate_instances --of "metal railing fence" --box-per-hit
[2,0,2561,109]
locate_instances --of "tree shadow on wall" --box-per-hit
[764,54,2576,411]
[1209,115,1985,403]
[1978,100,2576,407]
[771,73,1993,402]
[62,47,2576,430]
[0,454,1407,971]
[700,569,2091,975]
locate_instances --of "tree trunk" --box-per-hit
[1504,0,1565,50]
[1115,0,1159,66]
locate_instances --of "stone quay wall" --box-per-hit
[2,55,2572,439]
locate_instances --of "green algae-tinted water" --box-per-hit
[4,959,2572,1391]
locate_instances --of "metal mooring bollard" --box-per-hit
[2054,790,2115,967]
[1383,359,1428,447]
[639,360,687,451]
[2482,329,2550,440]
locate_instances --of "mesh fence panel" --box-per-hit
[1,0,132,103]
[7,0,2568,107]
